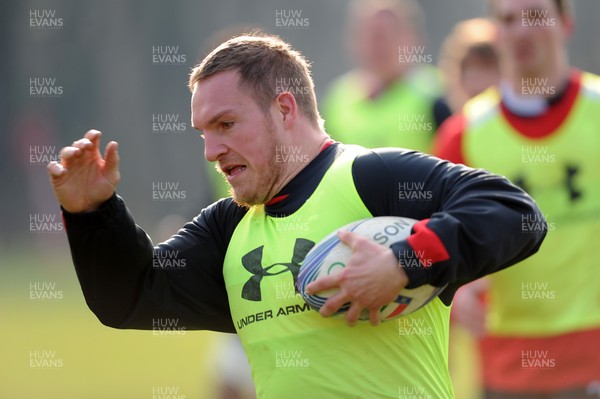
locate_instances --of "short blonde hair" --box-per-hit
[189,33,322,128]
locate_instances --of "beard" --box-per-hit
[219,116,284,208]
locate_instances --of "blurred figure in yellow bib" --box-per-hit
[436,1,600,397]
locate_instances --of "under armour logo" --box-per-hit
[565,164,582,202]
[241,238,315,301]
[514,164,583,203]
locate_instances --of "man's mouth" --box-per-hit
[222,165,247,181]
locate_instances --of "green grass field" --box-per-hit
[1,249,224,399]
[1,247,481,398]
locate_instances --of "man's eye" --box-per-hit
[221,121,234,129]
[501,14,516,26]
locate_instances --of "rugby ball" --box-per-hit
[296,217,447,321]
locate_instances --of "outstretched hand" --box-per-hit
[47,129,120,213]
[306,230,409,327]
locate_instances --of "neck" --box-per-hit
[269,127,330,200]
[508,60,570,97]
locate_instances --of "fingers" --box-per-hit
[309,231,387,326]
[59,146,82,164]
[338,230,374,262]
[345,302,363,327]
[47,161,66,178]
[48,130,110,182]
[71,137,93,150]
[344,303,382,327]
[84,129,102,145]
[58,130,102,167]
[306,273,339,295]
[337,229,362,249]
[368,308,381,326]
[314,283,383,326]
[306,231,365,295]
[69,129,101,155]
[104,141,120,176]
[319,290,349,318]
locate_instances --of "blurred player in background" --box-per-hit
[435,0,600,397]
[322,0,450,153]
[436,17,501,399]
[438,18,500,113]
[212,334,256,399]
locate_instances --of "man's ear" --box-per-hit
[561,14,575,41]
[275,91,298,129]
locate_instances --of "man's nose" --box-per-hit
[203,132,228,163]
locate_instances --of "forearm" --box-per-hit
[63,194,236,332]
[64,194,155,327]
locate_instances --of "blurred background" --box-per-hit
[2,0,599,398]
